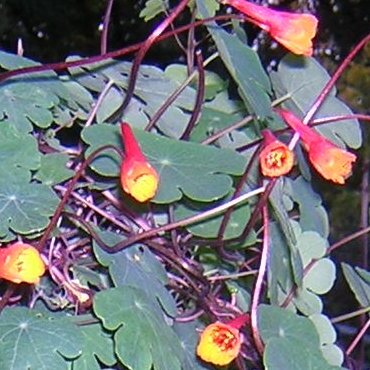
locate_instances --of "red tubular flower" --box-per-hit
[221,0,318,56]
[0,243,45,284]
[120,123,159,202]
[196,314,249,366]
[259,129,295,177]
[277,108,357,184]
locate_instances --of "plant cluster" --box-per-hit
[0,1,369,369]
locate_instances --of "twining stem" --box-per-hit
[250,205,269,355]
[180,50,205,140]
[0,14,242,83]
[120,0,191,112]
[82,186,266,252]
[331,306,370,324]
[100,0,114,54]
[145,51,219,131]
[37,145,122,252]
[289,33,370,149]
[346,318,370,356]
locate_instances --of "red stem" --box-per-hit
[303,33,370,124]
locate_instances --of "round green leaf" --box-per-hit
[304,259,336,295]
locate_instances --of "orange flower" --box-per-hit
[259,129,294,177]
[120,123,159,202]
[277,108,357,184]
[221,0,318,56]
[0,243,45,284]
[196,314,249,366]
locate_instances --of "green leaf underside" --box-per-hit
[268,220,335,314]
[139,0,167,21]
[71,59,196,139]
[92,229,176,317]
[342,263,370,308]
[258,305,343,370]
[0,307,83,370]
[0,51,77,132]
[270,54,362,149]
[71,323,116,370]
[93,286,183,370]
[81,123,247,203]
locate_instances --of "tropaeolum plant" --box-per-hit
[0,1,369,369]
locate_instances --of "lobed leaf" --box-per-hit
[0,307,83,370]
[93,286,183,370]
[70,323,116,370]
[92,229,176,317]
[81,123,247,203]
[258,305,343,370]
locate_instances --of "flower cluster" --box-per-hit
[277,108,356,184]
[120,123,159,202]
[0,243,45,284]
[221,0,318,56]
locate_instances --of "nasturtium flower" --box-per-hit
[0,243,45,284]
[259,129,295,177]
[196,314,249,366]
[120,123,159,202]
[277,108,357,184]
[221,0,318,56]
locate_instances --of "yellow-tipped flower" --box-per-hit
[277,108,356,184]
[259,129,295,177]
[221,0,318,56]
[196,314,249,366]
[0,242,45,284]
[120,123,159,202]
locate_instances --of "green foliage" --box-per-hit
[70,323,116,370]
[0,1,366,369]
[258,305,343,370]
[270,55,362,149]
[82,123,247,203]
[0,307,83,370]
[93,286,184,370]
[342,263,370,308]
